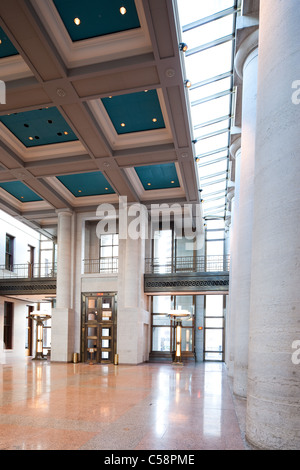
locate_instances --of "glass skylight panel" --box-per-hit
[195,119,230,140]
[178,0,237,223]
[178,0,235,25]
[183,14,234,50]
[185,40,233,83]
[198,148,228,161]
[199,159,228,178]
[191,94,231,127]
[190,77,232,104]
[195,132,229,156]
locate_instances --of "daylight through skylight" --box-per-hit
[177,0,238,225]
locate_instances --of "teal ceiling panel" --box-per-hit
[0,27,18,58]
[53,0,140,42]
[135,163,180,190]
[0,181,43,202]
[57,171,115,197]
[0,107,78,147]
[102,90,165,134]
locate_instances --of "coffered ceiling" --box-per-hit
[0,0,199,235]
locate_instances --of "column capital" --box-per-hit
[229,136,241,160]
[56,208,73,217]
[235,28,259,80]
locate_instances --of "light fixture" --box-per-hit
[168,308,191,365]
[29,137,33,140]
[121,122,125,127]
[184,79,192,88]
[171,180,175,184]
[64,131,68,135]
[120,6,127,15]
[29,311,51,360]
[78,190,82,193]
[152,118,157,122]
[74,17,81,26]
[147,182,151,186]
[179,42,188,52]
[105,187,109,190]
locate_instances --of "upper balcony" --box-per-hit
[145,255,230,274]
[144,255,230,294]
[0,263,57,296]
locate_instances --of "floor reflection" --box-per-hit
[0,359,247,450]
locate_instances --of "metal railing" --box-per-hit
[83,258,118,274]
[145,255,230,274]
[0,263,57,279]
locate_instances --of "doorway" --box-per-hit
[27,245,35,278]
[204,295,225,361]
[25,306,34,356]
[81,293,117,364]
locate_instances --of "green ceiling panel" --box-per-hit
[135,163,180,190]
[57,171,115,197]
[53,0,140,41]
[102,90,165,134]
[0,27,18,58]
[0,181,43,202]
[0,107,78,147]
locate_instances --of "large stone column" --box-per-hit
[51,209,75,362]
[232,28,258,397]
[225,139,241,377]
[246,0,300,449]
[117,203,150,364]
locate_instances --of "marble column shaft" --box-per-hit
[246,0,300,449]
[233,36,258,397]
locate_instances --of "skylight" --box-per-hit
[177,0,238,225]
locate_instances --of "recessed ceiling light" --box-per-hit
[121,122,125,127]
[74,17,81,26]
[147,182,151,186]
[21,196,24,199]
[29,137,33,140]
[0,40,2,45]
[78,190,82,193]
[152,118,157,122]
[120,6,127,15]
[64,131,68,135]
[105,187,109,190]
[171,180,175,184]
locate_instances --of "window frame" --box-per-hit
[4,301,13,350]
[5,234,14,271]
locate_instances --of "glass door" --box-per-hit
[81,293,117,364]
[204,295,225,361]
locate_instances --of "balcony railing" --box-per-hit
[83,258,118,274]
[145,255,230,274]
[0,263,57,279]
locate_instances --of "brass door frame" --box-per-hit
[81,292,117,364]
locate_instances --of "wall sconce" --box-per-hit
[179,42,188,52]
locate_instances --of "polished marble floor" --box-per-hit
[0,359,250,450]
